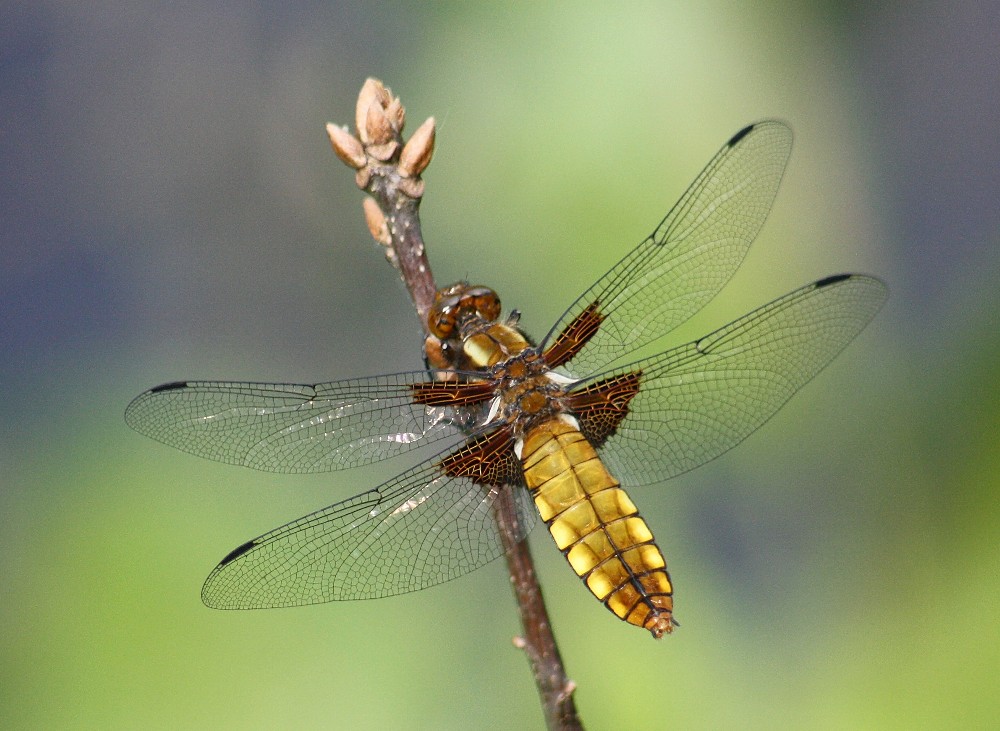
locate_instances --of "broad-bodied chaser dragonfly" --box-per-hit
[126,121,886,638]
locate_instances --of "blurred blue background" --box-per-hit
[3,3,997,729]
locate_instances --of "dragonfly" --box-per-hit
[126,121,886,638]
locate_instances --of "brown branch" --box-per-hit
[496,492,583,730]
[327,79,582,731]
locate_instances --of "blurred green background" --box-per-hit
[3,2,998,729]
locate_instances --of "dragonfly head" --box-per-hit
[427,282,501,339]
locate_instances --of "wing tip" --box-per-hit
[218,539,258,567]
[148,380,190,393]
[726,123,756,147]
[814,273,852,288]
[726,119,793,149]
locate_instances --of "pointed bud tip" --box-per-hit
[355,79,388,143]
[398,117,436,178]
[326,123,367,169]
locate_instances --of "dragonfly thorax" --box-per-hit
[487,348,571,439]
[461,322,532,369]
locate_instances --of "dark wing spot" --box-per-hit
[727,123,755,147]
[218,540,257,567]
[149,380,189,393]
[815,273,851,288]
[438,427,521,486]
[568,370,642,446]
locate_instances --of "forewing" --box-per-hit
[542,121,793,376]
[125,373,489,473]
[201,438,536,607]
[574,275,887,486]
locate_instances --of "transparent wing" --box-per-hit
[542,121,793,377]
[125,372,486,473]
[583,274,887,486]
[201,445,536,607]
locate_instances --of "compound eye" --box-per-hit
[476,292,501,322]
[462,286,500,322]
[428,304,456,339]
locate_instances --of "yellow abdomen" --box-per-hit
[521,418,675,637]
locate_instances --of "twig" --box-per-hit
[327,78,582,731]
[498,493,583,730]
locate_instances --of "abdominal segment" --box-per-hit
[520,418,675,638]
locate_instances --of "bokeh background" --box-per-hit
[3,3,998,729]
